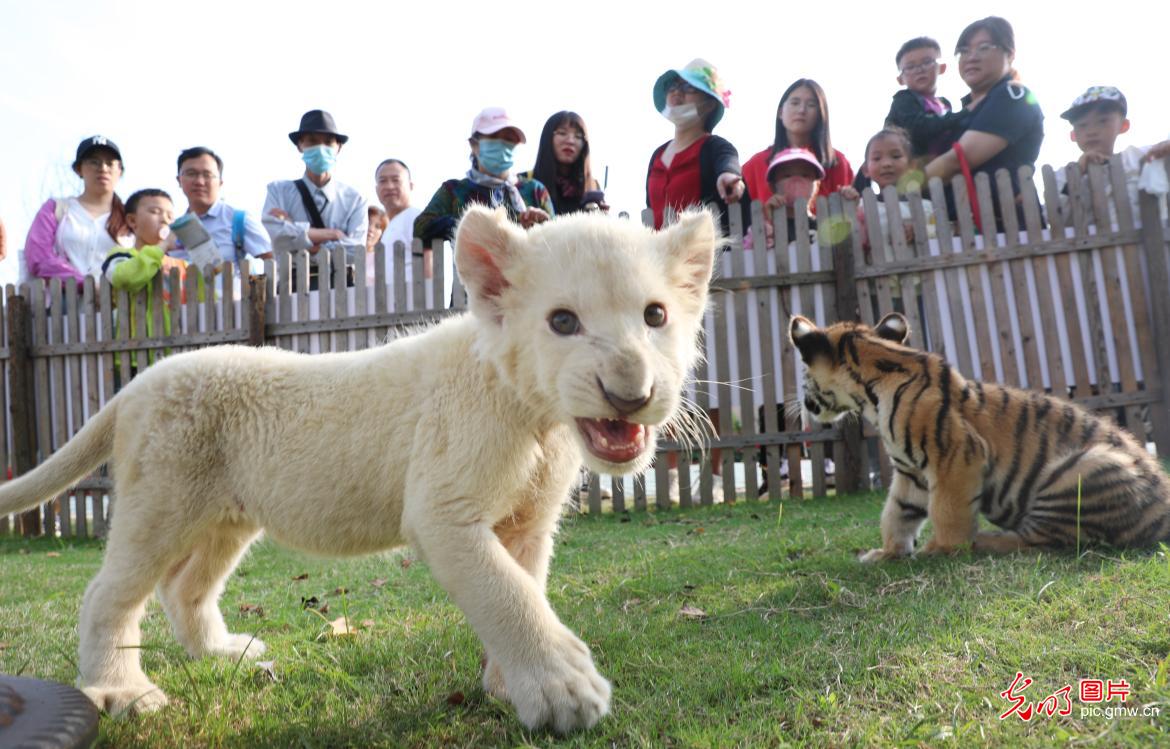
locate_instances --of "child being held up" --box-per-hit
[855,127,936,252]
[748,147,822,250]
[1057,86,1170,223]
[885,37,969,163]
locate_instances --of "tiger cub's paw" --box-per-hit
[918,538,966,557]
[858,547,909,563]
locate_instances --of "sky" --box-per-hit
[2,0,1167,285]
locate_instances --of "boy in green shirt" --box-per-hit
[103,189,190,371]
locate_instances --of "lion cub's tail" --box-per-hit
[0,399,117,517]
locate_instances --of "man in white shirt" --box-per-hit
[263,110,367,290]
[373,158,453,308]
[375,159,421,253]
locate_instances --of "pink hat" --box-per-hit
[766,147,825,180]
[470,107,527,143]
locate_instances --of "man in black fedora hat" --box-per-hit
[262,109,367,290]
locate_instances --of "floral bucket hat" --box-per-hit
[652,58,731,127]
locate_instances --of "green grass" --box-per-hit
[2,492,1168,748]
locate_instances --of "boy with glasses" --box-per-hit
[885,37,969,162]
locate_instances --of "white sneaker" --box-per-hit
[779,457,789,480]
[824,458,836,476]
[710,480,725,504]
[667,467,680,502]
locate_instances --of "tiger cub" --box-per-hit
[789,312,1170,559]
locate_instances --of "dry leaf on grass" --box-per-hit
[317,616,360,640]
[446,691,465,706]
[360,619,375,629]
[370,578,388,588]
[45,552,60,557]
[333,587,348,595]
[678,605,708,619]
[0,643,8,651]
[400,558,413,569]
[620,598,642,613]
[254,660,278,682]
[239,603,265,617]
[291,573,309,581]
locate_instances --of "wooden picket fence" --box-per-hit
[3,158,1170,534]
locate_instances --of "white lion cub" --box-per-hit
[0,205,718,733]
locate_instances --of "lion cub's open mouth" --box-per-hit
[574,418,648,464]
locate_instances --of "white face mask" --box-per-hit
[662,103,702,127]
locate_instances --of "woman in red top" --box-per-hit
[742,79,854,212]
[645,58,747,232]
[646,59,747,503]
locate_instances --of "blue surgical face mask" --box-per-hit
[476,139,515,175]
[302,144,338,174]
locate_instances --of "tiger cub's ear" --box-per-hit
[790,316,832,363]
[875,313,910,344]
[790,315,818,345]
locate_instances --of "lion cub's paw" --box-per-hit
[82,682,169,715]
[483,657,508,700]
[506,627,611,734]
[208,633,267,660]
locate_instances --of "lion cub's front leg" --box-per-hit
[407,500,610,734]
[482,503,561,701]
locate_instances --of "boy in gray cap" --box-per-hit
[1058,86,1169,221]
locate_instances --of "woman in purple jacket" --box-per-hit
[24,135,133,285]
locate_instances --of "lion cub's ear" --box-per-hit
[455,205,526,322]
[875,312,910,344]
[660,208,720,309]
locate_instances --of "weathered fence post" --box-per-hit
[1137,184,1170,455]
[7,295,40,536]
[829,194,865,493]
[247,275,267,347]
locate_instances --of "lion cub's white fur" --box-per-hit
[0,205,718,733]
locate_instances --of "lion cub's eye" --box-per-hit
[644,303,667,328]
[549,309,581,336]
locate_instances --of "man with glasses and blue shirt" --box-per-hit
[174,146,272,276]
[263,109,367,290]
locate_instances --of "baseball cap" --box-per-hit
[74,135,122,167]
[1061,86,1128,121]
[471,107,526,143]
[766,148,825,181]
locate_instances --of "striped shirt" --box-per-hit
[262,176,368,263]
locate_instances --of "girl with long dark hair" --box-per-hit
[741,79,854,210]
[522,111,601,215]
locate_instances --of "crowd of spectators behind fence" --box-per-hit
[9,15,1170,299]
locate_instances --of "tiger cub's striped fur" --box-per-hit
[790,312,1170,559]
